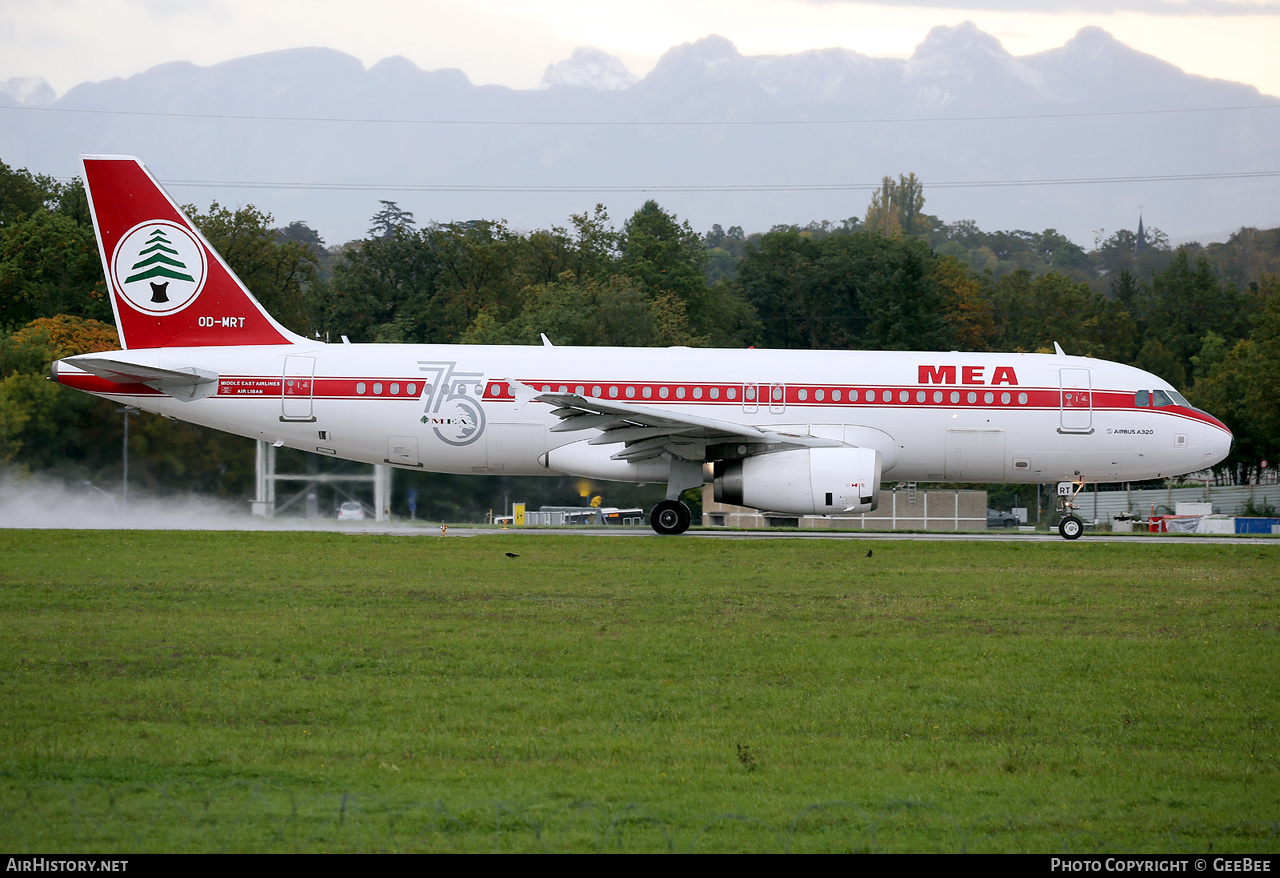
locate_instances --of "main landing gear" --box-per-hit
[1056,479,1085,540]
[649,459,704,536]
[651,499,692,535]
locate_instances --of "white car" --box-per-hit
[337,501,366,521]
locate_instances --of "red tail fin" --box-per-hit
[81,155,302,350]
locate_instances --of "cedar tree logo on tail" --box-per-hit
[110,220,207,314]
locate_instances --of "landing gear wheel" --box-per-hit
[651,499,692,535]
[1058,514,1084,540]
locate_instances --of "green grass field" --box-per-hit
[1,530,1277,853]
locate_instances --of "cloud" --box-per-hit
[809,0,1280,14]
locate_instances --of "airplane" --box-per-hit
[51,156,1233,539]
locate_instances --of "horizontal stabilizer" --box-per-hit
[63,356,219,402]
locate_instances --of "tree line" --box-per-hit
[2,162,1276,516]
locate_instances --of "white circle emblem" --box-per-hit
[111,221,207,314]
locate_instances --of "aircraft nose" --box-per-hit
[1205,423,1233,468]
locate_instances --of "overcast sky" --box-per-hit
[3,0,1280,98]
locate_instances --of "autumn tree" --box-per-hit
[865,173,927,238]
[0,316,118,467]
[932,254,994,350]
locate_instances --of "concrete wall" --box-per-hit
[702,485,988,530]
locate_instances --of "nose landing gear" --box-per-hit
[1056,480,1085,540]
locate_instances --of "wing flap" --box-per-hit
[536,390,770,442]
[549,413,627,433]
[528,386,843,463]
[588,425,695,446]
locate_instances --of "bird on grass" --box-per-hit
[505,552,520,558]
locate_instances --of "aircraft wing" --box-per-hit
[62,356,219,402]
[531,387,842,463]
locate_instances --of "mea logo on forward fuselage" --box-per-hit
[110,221,208,315]
[918,365,1018,385]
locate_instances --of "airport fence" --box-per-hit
[1074,484,1280,524]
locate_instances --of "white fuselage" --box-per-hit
[57,342,1233,487]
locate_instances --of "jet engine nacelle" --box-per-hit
[713,447,882,515]
[542,438,673,484]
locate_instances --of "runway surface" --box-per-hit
[368,525,1280,546]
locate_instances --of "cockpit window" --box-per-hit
[1138,388,1204,413]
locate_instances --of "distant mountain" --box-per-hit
[2,24,1276,247]
[540,48,638,91]
[1,76,55,107]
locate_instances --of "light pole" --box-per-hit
[118,406,138,506]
